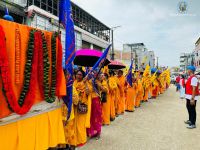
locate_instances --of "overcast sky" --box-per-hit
[71,0,200,67]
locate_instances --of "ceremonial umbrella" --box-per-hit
[74,49,110,67]
[108,60,126,69]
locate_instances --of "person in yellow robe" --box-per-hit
[100,73,110,125]
[135,73,144,107]
[108,70,117,121]
[61,69,89,150]
[117,70,126,114]
[125,77,137,112]
[143,77,150,102]
[151,77,159,99]
[114,75,121,116]
[87,70,107,140]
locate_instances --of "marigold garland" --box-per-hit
[56,34,63,96]
[41,32,55,103]
[50,32,58,97]
[0,26,36,114]
[37,32,44,99]
[15,26,21,84]
[0,26,62,114]
[18,29,37,106]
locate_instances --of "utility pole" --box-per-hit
[111,29,114,60]
[129,44,137,70]
[157,57,159,69]
[110,26,121,60]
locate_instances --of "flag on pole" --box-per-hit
[92,44,111,71]
[59,0,75,119]
[126,60,133,87]
[91,44,111,95]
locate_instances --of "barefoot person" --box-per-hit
[185,66,199,129]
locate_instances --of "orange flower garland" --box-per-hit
[0,25,63,114]
[56,35,63,96]
[0,26,35,114]
[15,26,21,84]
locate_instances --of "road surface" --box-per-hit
[78,86,200,150]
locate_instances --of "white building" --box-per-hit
[180,53,194,72]
[194,37,200,72]
[1,0,111,52]
[123,43,155,70]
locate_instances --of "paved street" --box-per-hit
[79,86,200,150]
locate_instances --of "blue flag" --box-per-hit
[92,44,111,71]
[91,44,111,95]
[59,0,75,119]
[126,60,133,87]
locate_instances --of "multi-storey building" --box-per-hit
[123,43,155,70]
[194,37,200,72]
[0,0,27,23]
[1,0,111,52]
[180,53,194,72]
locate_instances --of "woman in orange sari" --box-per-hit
[101,73,110,125]
[117,70,126,114]
[135,74,143,107]
[108,70,117,121]
[87,70,106,140]
[125,77,137,112]
[61,69,89,150]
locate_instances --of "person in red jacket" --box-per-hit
[176,75,181,92]
[185,66,199,129]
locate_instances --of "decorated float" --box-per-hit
[0,19,67,150]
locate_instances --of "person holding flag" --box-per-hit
[59,0,88,149]
[86,45,111,140]
[125,61,136,112]
[59,0,76,120]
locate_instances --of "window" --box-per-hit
[75,31,82,50]
[28,0,58,16]
[34,0,40,7]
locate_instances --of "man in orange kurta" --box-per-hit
[117,70,126,114]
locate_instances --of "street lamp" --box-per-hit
[110,25,121,60]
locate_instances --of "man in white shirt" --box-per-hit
[185,66,199,129]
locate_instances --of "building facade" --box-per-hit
[180,53,194,72]
[194,37,200,72]
[0,0,26,23]
[1,0,111,52]
[26,0,110,51]
[123,43,155,70]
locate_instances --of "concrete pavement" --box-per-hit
[78,86,200,150]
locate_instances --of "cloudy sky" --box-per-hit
[71,0,200,67]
